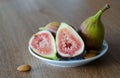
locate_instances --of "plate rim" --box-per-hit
[28,40,108,63]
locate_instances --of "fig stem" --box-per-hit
[101,4,110,13]
[94,4,110,19]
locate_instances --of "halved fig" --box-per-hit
[56,22,85,57]
[29,30,57,60]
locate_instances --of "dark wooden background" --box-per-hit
[0,0,120,78]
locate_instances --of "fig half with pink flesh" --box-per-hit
[56,22,85,57]
[29,30,57,60]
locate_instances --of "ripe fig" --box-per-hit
[29,30,58,60]
[39,22,60,36]
[56,22,85,57]
[78,4,110,50]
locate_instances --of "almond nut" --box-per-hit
[17,64,31,72]
[84,50,98,59]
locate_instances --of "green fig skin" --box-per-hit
[78,4,110,50]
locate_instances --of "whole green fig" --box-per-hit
[78,4,110,50]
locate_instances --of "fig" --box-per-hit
[39,22,60,36]
[56,22,85,57]
[29,30,58,60]
[78,4,110,50]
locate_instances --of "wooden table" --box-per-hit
[0,0,120,78]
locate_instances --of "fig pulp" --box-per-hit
[29,30,57,60]
[56,22,85,57]
[78,4,110,50]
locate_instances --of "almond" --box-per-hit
[84,53,97,59]
[17,64,31,72]
[84,50,98,59]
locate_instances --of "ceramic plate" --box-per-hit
[28,40,108,67]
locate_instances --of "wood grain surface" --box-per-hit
[0,0,120,78]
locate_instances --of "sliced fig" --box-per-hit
[29,30,57,60]
[56,22,85,57]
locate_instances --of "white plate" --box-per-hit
[28,40,108,67]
